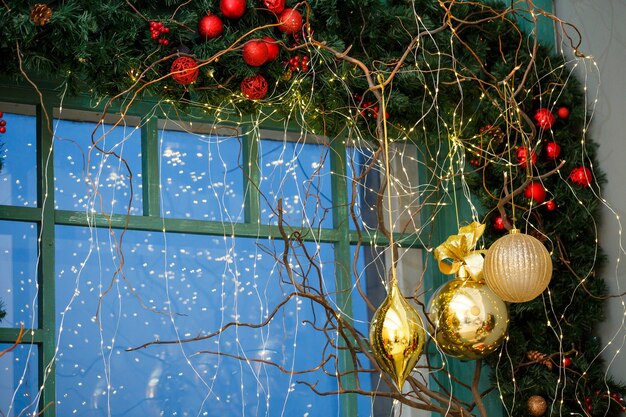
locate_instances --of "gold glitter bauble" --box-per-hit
[369,282,425,389]
[527,395,548,416]
[30,3,53,26]
[428,277,509,360]
[483,228,553,303]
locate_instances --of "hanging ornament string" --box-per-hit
[377,73,398,286]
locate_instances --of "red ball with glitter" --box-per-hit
[262,37,280,61]
[263,0,285,14]
[220,0,246,19]
[545,200,556,211]
[569,167,593,187]
[516,146,537,166]
[533,108,555,130]
[170,57,199,85]
[524,182,547,204]
[544,141,561,159]
[278,8,303,34]
[198,14,223,40]
[241,74,269,100]
[557,106,570,119]
[243,40,269,66]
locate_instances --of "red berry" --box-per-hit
[545,200,556,211]
[0,112,4,117]
[0,127,6,134]
[151,32,159,40]
[557,106,570,119]
[162,27,170,33]
[562,357,572,367]
[587,405,593,412]
[0,120,6,127]
[156,22,163,28]
[585,397,592,403]
[162,39,169,46]
[150,21,157,28]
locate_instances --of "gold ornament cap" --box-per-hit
[369,282,425,390]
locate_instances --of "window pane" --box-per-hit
[53,117,142,215]
[160,129,244,221]
[0,107,37,207]
[0,220,38,328]
[56,226,338,416]
[347,145,380,232]
[0,344,39,417]
[259,139,332,228]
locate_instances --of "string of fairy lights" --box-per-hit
[4,4,626,417]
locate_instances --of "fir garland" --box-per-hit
[1,0,624,415]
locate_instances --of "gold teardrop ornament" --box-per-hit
[428,276,509,360]
[369,282,426,389]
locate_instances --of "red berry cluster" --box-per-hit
[149,21,170,46]
[287,55,309,72]
[584,391,626,413]
[0,112,7,134]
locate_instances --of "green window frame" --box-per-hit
[0,82,430,417]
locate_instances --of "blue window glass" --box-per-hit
[0,108,37,207]
[0,344,39,417]
[53,118,142,215]
[55,225,338,416]
[259,139,333,229]
[159,129,244,222]
[347,146,380,232]
[0,220,38,328]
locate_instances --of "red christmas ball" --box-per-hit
[516,146,537,166]
[544,141,561,159]
[557,106,570,119]
[545,200,556,211]
[262,0,285,14]
[198,14,223,40]
[278,8,303,34]
[569,167,593,187]
[241,74,269,100]
[524,181,547,204]
[242,40,269,66]
[220,0,246,19]
[170,57,199,85]
[262,37,280,61]
[533,108,555,130]
[493,215,506,231]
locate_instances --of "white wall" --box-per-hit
[554,0,626,381]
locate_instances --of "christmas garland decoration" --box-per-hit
[1,0,625,415]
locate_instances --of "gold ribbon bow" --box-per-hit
[433,221,486,281]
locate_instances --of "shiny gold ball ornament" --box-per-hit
[369,282,425,390]
[428,277,509,360]
[527,395,548,416]
[483,229,553,303]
